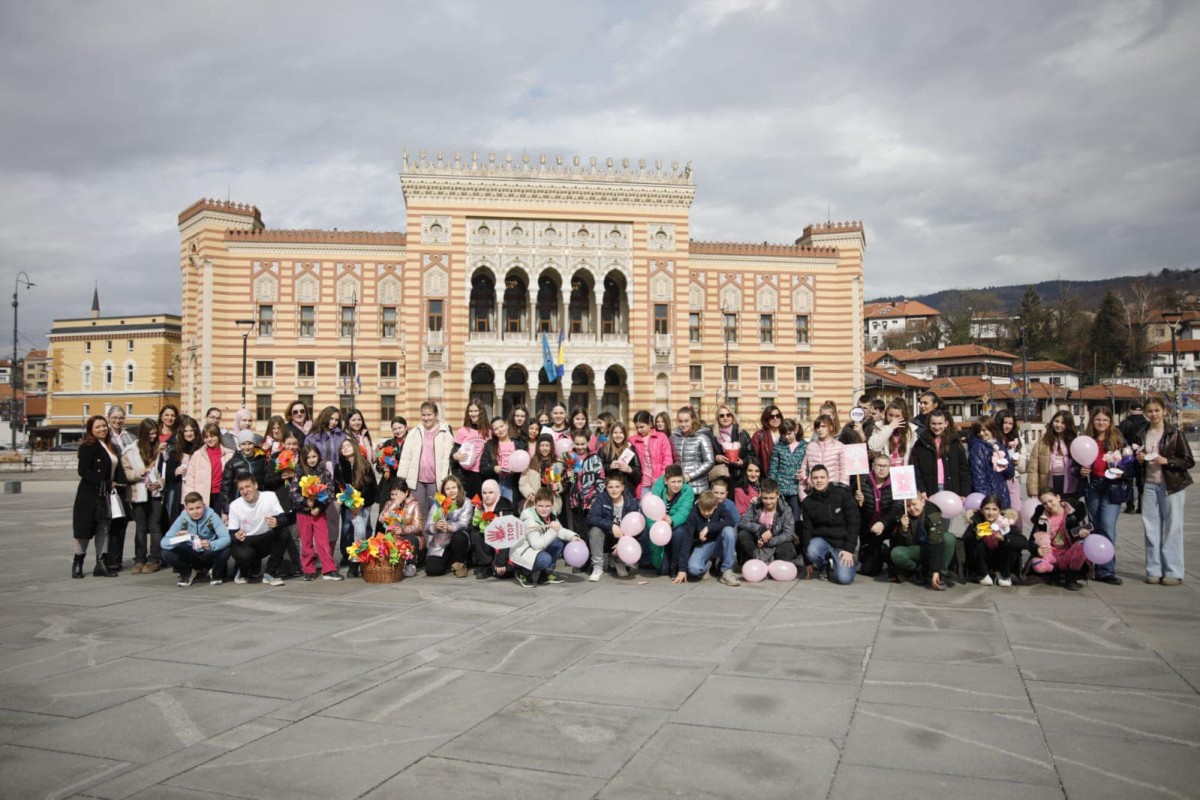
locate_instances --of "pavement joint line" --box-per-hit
[1034,702,1200,747]
[856,705,1057,771]
[1052,754,1191,800]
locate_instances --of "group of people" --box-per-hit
[71,392,1192,592]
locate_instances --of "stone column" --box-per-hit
[493,285,503,336]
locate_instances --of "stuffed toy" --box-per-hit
[1030,531,1057,573]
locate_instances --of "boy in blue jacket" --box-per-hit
[671,490,740,586]
[160,491,232,587]
[585,473,638,581]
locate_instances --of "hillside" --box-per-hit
[869,266,1199,311]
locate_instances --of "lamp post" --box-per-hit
[1015,314,1029,423]
[11,272,35,449]
[1161,309,1183,428]
[235,318,255,409]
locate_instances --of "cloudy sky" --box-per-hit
[2,0,1197,348]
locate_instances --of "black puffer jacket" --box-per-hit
[800,485,860,553]
[910,431,970,496]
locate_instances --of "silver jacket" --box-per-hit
[670,426,715,492]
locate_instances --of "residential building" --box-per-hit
[969,310,1017,345]
[1018,359,1081,391]
[179,153,866,432]
[23,349,50,395]
[863,300,939,350]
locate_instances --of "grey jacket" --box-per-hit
[670,426,715,493]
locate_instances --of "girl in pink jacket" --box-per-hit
[630,410,673,497]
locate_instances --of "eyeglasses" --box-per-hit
[718,412,732,418]
[292,410,305,416]
[769,413,782,419]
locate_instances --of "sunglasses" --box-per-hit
[769,413,782,419]
[718,412,732,418]
[292,410,306,416]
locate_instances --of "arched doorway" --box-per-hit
[569,365,595,415]
[503,364,529,417]
[568,272,594,337]
[535,272,562,334]
[601,271,628,339]
[536,366,561,413]
[603,366,627,419]
[502,271,529,338]
[469,270,496,334]
[470,364,496,418]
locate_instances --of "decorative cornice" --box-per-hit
[178,198,262,227]
[403,150,693,184]
[225,229,406,246]
[689,241,839,258]
[800,221,863,237]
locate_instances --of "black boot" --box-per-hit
[348,563,360,578]
[93,553,115,577]
[1063,570,1082,591]
[72,554,85,579]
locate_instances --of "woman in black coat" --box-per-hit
[910,409,971,497]
[72,415,129,578]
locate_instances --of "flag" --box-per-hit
[555,329,566,381]
[542,332,556,382]
[356,373,362,394]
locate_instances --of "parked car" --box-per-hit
[51,442,80,451]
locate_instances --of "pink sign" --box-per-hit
[483,515,525,550]
[842,443,870,475]
[891,465,918,500]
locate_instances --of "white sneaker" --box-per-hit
[996,576,1013,587]
[979,575,994,586]
[234,574,248,585]
[588,567,603,582]
[615,562,629,578]
[177,571,195,588]
[210,578,223,586]
[263,574,285,587]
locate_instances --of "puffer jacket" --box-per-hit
[968,437,1014,508]
[629,429,673,495]
[511,506,577,570]
[669,426,715,492]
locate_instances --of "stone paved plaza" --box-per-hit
[1,473,1198,799]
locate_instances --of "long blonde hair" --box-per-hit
[1084,406,1124,452]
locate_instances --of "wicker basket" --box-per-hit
[360,561,404,584]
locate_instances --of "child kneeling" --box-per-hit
[1028,490,1093,591]
[511,488,581,588]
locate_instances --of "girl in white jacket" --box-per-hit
[867,400,920,467]
[511,488,581,588]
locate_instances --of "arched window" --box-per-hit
[81,362,93,391]
[103,361,114,388]
[124,360,136,388]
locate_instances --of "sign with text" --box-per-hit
[484,515,525,550]
[890,465,919,500]
[842,443,870,475]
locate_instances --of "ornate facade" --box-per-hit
[178,152,865,434]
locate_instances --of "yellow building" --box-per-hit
[178,152,865,432]
[46,295,182,431]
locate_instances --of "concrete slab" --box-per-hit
[0,743,128,799]
[137,621,328,667]
[718,642,869,684]
[862,658,1032,712]
[531,652,714,710]
[599,619,745,661]
[871,628,1016,665]
[671,673,858,740]
[299,614,473,660]
[189,648,388,700]
[828,764,1066,800]
[363,756,604,799]
[430,630,601,676]
[0,655,213,717]
[747,606,881,647]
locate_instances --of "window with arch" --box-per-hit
[125,362,135,388]
[81,362,93,391]
[103,362,114,388]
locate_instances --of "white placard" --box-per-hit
[483,515,525,550]
[890,465,919,500]
[843,443,870,475]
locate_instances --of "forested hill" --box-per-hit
[869,267,1198,311]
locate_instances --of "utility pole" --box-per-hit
[11,272,35,449]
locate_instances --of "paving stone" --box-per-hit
[434,697,668,779]
[842,702,1058,785]
[298,614,472,659]
[0,707,60,743]
[1027,680,1200,743]
[507,604,643,639]
[871,628,1015,665]
[137,621,328,667]
[321,666,536,734]
[650,594,777,627]
[861,659,1032,712]
[16,687,282,763]
[363,756,604,799]
[532,652,714,710]
[188,648,388,700]
[883,603,1005,633]
[747,606,880,647]
[169,715,446,800]
[0,743,128,799]
[599,619,744,661]
[671,674,858,740]
[1012,644,1193,691]
[0,655,213,717]
[1002,613,1149,653]
[718,642,868,684]
[828,764,1066,800]
[0,636,153,689]
[430,631,600,676]
[597,723,839,799]
[1048,730,1200,799]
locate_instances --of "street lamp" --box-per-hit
[11,272,34,449]
[1161,309,1183,427]
[235,318,255,409]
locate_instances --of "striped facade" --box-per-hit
[178,154,864,436]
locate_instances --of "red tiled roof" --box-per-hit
[1072,384,1164,401]
[863,301,941,319]
[910,344,1019,361]
[1146,339,1200,353]
[866,366,929,389]
[971,310,1013,320]
[928,377,1015,400]
[1021,360,1079,373]
[25,349,47,359]
[1012,381,1072,400]
[865,349,923,366]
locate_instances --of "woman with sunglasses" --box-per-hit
[712,404,753,488]
[751,405,784,470]
[285,400,312,446]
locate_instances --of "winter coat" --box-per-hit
[669,427,715,492]
[801,438,846,488]
[397,423,454,487]
[376,496,424,538]
[423,495,473,557]
[644,475,695,529]
[629,430,673,495]
[858,472,904,538]
[220,451,269,506]
[586,488,638,533]
[306,427,349,471]
[800,485,860,553]
[736,497,796,560]
[893,506,949,572]
[968,437,1014,508]
[750,427,779,473]
[510,507,577,571]
[183,445,234,502]
[910,431,970,496]
[120,444,156,505]
[768,440,807,497]
[1131,424,1195,495]
[711,424,754,485]
[677,502,737,543]
[565,452,605,511]
[1025,437,1080,498]
[262,452,295,516]
[72,441,128,540]
[867,420,919,465]
[1027,497,1088,555]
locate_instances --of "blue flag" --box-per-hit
[542,332,557,382]
[555,329,566,380]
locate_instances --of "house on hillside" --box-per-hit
[863,300,940,349]
[969,310,1017,346]
[1019,359,1081,391]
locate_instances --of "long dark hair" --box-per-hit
[531,433,557,472]
[993,409,1019,452]
[175,415,202,456]
[157,403,180,436]
[136,418,158,465]
[298,443,325,477]
[1039,410,1077,450]
[82,415,112,447]
[461,398,487,434]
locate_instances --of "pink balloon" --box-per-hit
[1082,533,1114,565]
[555,438,573,457]
[768,560,798,581]
[620,512,646,537]
[1020,497,1040,531]
[963,492,986,512]
[741,559,768,583]
[615,535,642,566]
[929,491,963,519]
[649,520,673,546]
[1070,435,1099,466]
[506,449,530,473]
[563,539,589,568]
[640,493,666,522]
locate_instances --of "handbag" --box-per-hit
[108,489,126,520]
[1104,479,1131,505]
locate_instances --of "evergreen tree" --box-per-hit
[1014,286,1051,357]
[1089,290,1129,381]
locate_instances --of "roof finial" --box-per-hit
[91,284,100,318]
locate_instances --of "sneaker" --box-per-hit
[210,578,223,586]
[263,574,285,587]
[176,571,194,588]
[543,572,565,584]
[719,569,740,587]
[700,569,712,581]
[234,574,249,585]
[403,564,417,578]
[451,562,468,578]
[996,576,1013,587]
[1095,574,1123,585]
[979,575,994,587]
[588,567,603,582]
[516,572,535,589]
[322,571,344,581]
[614,562,629,578]
[1162,577,1182,587]
[1145,576,1162,584]
[131,563,144,574]
[304,573,316,582]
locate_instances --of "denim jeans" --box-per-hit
[1142,482,1185,579]
[687,527,737,576]
[805,537,857,584]
[162,545,231,580]
[533,537,566,572]
[1084,484,1122,578]
[340,508,368,562]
